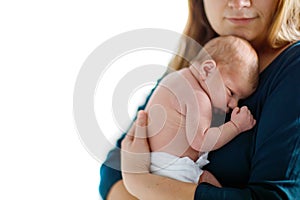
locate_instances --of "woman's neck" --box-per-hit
[256,43,291,73]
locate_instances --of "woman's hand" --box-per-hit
[121,111,151,194]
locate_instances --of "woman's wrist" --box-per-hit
[107,180,138,200]
[124,172,197,200]
[122,173,152,198]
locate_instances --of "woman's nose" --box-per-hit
[228,0,251,9]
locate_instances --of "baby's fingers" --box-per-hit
[232,107,240,115]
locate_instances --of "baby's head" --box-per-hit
[190,36,259,112]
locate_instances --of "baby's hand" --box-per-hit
[230,106,256,133]
[198,170,222,188]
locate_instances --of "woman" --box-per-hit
[100,0,300,199]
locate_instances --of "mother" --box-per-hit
[100,0,300,199]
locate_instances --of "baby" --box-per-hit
[145,36,259,185]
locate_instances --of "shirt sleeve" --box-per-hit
[194,51,300,199]
[99,134,124,199]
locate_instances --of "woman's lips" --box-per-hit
[226,17,256,25]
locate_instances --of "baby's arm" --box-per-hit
[207,106,256,151]
[187,103,256,152]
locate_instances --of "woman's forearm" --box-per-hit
[121,111,197,199]
[107,180,138,200]
[124,173,197,200]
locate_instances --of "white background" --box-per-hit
[0,0,187,199]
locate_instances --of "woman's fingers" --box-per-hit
[125,111,148,142]
[127,110,147,138]
[134,110,148,139]
[121,110,151,174]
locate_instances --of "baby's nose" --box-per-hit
[228,98,238,109]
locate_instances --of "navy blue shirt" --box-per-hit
[100,41,300,199]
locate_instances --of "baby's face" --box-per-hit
[210,70,255,113]
[225,72,255,112]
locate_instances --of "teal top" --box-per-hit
[100,41,300,199]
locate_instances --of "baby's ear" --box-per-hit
[198,60,217,80]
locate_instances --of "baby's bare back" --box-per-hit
[145,69,208,160]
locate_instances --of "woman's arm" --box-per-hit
[107,179,197,200]
[123,173,198,200]
[121,111,197,200]
[107,180,137,200]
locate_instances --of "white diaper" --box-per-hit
[150,152,209,184]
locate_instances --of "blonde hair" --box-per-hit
[269,0,300,47]
[169,0,300,70]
